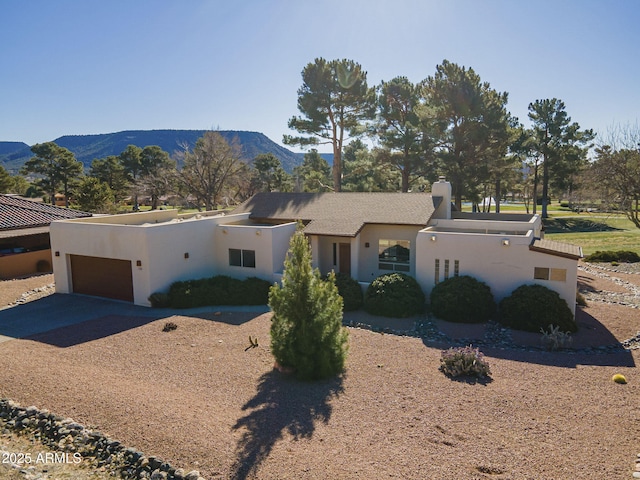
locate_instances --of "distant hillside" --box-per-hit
[0,142,31,171]
[0,130,302,173]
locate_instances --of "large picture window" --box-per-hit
[229,248,256,268]
[378,239,410,272]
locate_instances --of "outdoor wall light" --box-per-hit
[184,252,189,259]
[54,251,60,257]
[256,229,262,236]
[222,228,228,234]
[365,242,370,248]
[430,235,437,242]
[502,239,510,246]
[136,260,142,267]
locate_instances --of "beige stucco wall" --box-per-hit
[356,224,421,283]
[50,211,255,307]
[0,250,52,279]
[415,228,578,315]
[212,221,296,281]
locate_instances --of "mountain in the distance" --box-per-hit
[0,130,303,173]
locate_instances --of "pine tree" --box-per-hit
[269,226,349,380]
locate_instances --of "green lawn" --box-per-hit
[545,215,640,256]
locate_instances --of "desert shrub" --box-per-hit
[499,284,577,333]
[540,324,573,351]
[162,321,178,332]
[430,275,496,323]
[167,275,271,308]
[584,250,640,263]
[576,291,587,307]
[148,292,170,308]
[269,228,349,381]
[364,272,425,318]
[440,346,491,378]
[331,272,363,311]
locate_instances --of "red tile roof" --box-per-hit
[0,195,91,232]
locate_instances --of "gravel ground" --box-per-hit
[0,267,638,479]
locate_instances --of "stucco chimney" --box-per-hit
[431,176,452,219]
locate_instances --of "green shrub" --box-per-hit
[430,275,496,323]
[148,292,170,308]
[330,272,363,311]
[166,275,271,308]
[269,228,348,381]
[499,284,577,333]
[584,250,640,263]
[241,277,272,305]
[440,346,491,378]
[364,273,425,318]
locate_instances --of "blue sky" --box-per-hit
[2,0,639,152]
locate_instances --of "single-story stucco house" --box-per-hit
[0,195,91,279]
[49,178,582,314]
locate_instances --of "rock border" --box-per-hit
[0,399,204,480]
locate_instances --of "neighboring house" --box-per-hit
[49,178,582,314]
[0,195,91,279]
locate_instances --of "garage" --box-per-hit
[70,255,134,302]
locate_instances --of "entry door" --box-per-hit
[339,243,351,276]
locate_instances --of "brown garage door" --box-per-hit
[70,255,134,302]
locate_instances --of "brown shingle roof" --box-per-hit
[0,195,91,231]
[232,192,441,237]
[530,238,583,260]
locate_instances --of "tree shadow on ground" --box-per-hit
[543,217,622,233]
[230,370,344,480]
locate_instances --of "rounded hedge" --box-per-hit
[499,284,577,333]
[333,272,363,311]
[364,272,425,318]
[430,275,496,323]
[584,250,640,263]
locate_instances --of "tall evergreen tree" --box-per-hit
[293,149,332,192]
[376,76,432,192]
[90,155,129,202]
[119,144,143,209]
[284,58,376,192]
[269,227,349,381]
[252,153,293,192]
[21,142,83,206]
[421,60,511,209]
[139,145,175,210]
[527,99,594,218]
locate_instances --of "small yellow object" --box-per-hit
[612,374,627,384]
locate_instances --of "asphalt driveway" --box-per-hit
[0,294,269,343]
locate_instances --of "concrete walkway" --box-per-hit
[0,294,270,343]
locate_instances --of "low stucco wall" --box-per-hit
[0,250,52,279]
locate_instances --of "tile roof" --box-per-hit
[0,195,91,232]
[232,192,441,237]
[529,238,583,260]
